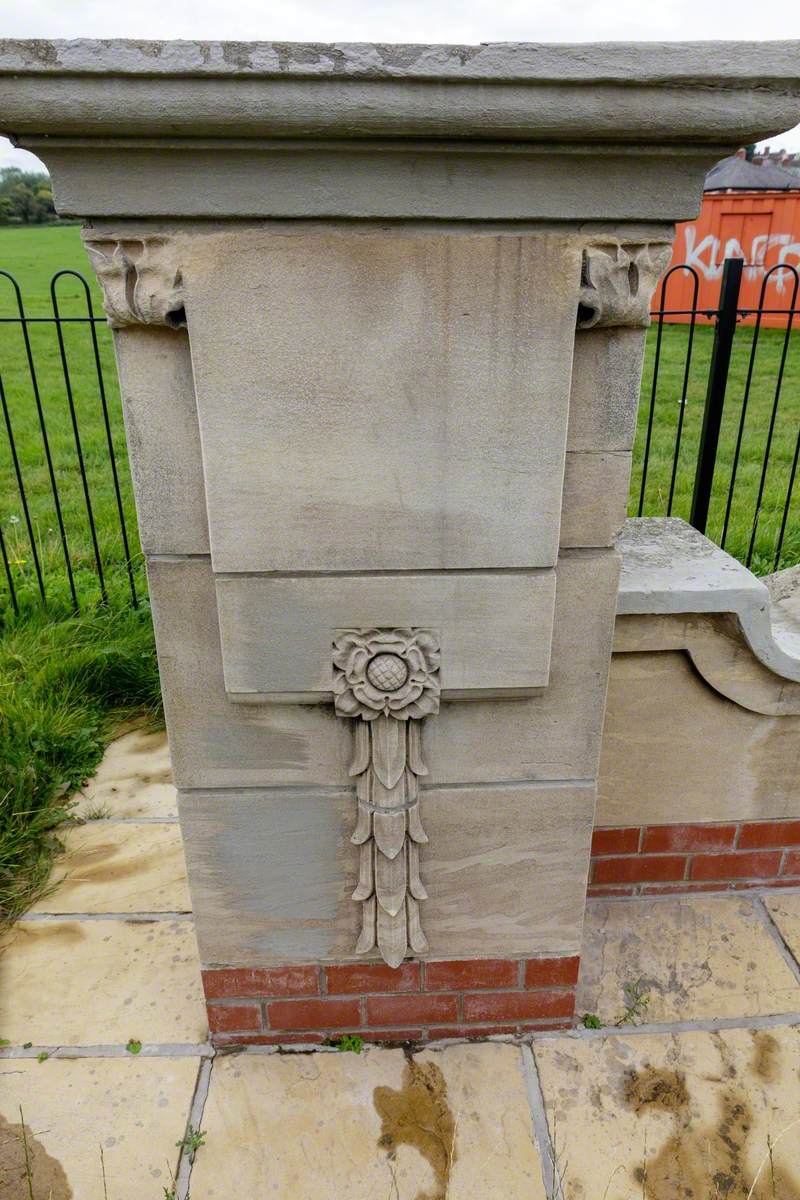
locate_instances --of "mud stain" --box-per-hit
[622,1045,800,1199]
[373,1059,456,1200]
[623,1066,689,1115]
[752,1032,780,1084]
[0,1112,72,1199]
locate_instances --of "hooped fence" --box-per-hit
[0,258,798,618]
[0,268,139,616]
[636,257,799,574]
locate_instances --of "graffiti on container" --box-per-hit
[681,227,800,292]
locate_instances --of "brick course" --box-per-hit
[203,954,580,1045]
[589,819,800,897]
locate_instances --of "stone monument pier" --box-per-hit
[4,39,798,1042]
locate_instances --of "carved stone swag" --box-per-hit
[333,628,440,968]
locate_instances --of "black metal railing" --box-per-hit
[0,269,139,616]
[1,259,798,619]
[636,257,799,573]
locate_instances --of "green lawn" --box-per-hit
[0,224,158,924]
[0,223,140,613]
[633,320,800,576]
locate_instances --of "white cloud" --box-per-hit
[1,0,799,46]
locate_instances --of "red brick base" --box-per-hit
[202,956,579,1046]
[589,820,800,897]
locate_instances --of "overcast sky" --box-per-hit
[2,0,800,172]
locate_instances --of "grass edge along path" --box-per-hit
[0,601,162,926]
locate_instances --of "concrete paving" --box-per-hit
[2,730,800,1197]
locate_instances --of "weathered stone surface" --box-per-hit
[428,549,620,784]
[180,779,594,965]
[149,549,618,790]
[147,556,351,791]
[215,570,555,699]
[28,822,191,914]
[112,326,208,555]
[613,612,800,716]
[0,1057,199,1200]
[578,895,800,1023]
[618,518,800,683]
[190,1043,545,1199]
[0,919,206,1044]
[5,42,800,222]
[598,649,800,826]
[559,452,631,548]
[764,893,800,961]
[185,230,580,574]
[535,1026,800,1200]
[567,328,646,452]
[71,727,177,819]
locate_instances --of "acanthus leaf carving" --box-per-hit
[333,627,440,968]
[577,241,673,330]
[83,237,187,329]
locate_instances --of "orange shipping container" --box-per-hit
[654,191,800,327]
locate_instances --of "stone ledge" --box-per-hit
[617,517,800,687]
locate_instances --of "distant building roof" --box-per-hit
[705,155,800,192]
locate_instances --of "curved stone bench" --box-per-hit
[594,518,800,895]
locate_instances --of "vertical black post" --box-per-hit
[690,257,743,533]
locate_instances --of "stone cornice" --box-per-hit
[0,39,798,147]
[3,40,798,223]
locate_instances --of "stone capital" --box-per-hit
[83,236,186,329]
[577,242,673,329]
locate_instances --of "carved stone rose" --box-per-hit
[333,628,440,721]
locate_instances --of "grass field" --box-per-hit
[0,224,159,923]
[633,320,800,576]
[0,224,140,613]
[0,222,798,920]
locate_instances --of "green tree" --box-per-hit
[0,167,57,224]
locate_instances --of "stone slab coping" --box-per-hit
[2,39,799,148]
[0,39,798,82]
[617,517,800,683]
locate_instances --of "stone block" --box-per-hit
[113,326,208,555]
[179,778,595,966]
[426,548,620,784]
[148,549,618,789]
[215,570,555,699]
[567,327,646,452]
[598,650,800,826]
[184,229,582,572]
[146,556,351,791]
[559,451,631,548]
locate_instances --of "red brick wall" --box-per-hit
[589,821,800,897]
[203,956,579,1046]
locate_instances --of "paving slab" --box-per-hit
[72,728,177,819]
[0,1055,199,1199]
[764,892,800,961]
[0,919,206,1046]
[578,896,800,1025]
[535,1025,800,1199]
[190,1042,546,1199]
[28,822,191,914]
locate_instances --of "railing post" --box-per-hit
[690,256,743,533]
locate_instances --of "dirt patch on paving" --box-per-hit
[374,1059,456,1200]
[623,1043,800,1199]
[0,1112,72,1199]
